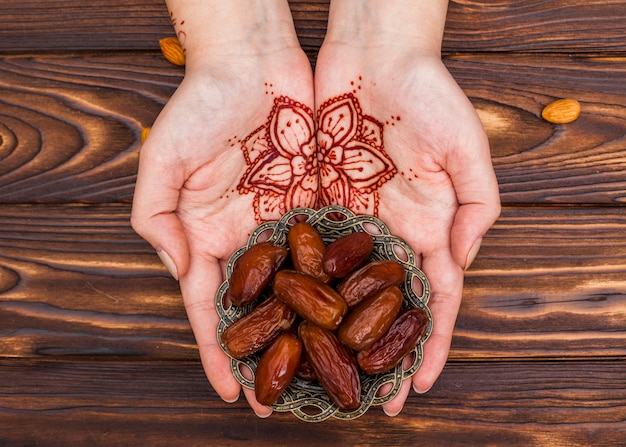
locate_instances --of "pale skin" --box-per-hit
[131,0,314,418]
[315,0,500,416]
[131,0,501,418]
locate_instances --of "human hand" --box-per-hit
[131,1,316,418]
[315,0,501,416]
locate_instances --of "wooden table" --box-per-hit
[1,1,625,445]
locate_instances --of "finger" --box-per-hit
[236,362,274,417]
[447,124,501,270]
[411,247,464,393]
[450,199,500,270]
[131,137,190,279]
[179,255,242,403]
[242,387,274,418]
[381,357,415,417]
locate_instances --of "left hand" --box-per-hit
[314,41,501,415]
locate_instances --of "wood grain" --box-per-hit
[1,1,626,55]
[444,0,626,53]
[2,205,625,361]
[0,204,195,360]
[0,54,180,203]
[454,54,626,205]
[460,206,626,359]
[0,0,172,53]
[2,1,625,443]
[1,54,625,204]
[0,359,624,446]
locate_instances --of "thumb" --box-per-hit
[131,141,190,280]
[450,203,496,271]
[448,131,501,270]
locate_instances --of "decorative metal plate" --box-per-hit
[215,205,432,422]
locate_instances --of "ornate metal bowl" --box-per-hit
[215,205,432,422]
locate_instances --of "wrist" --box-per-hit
[166,0,302,70]
[324,0,448,56]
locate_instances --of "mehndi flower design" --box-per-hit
[316,93,397,214]
[238,93,396,222]
[238,97,318,222]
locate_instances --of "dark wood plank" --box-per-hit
[2,2,623,446]
[1,54,625,204]
[460,206,626,359]
[2,204,626,361]
[289,0,330,58]
[1,0,625,54]
[0,0,172,53]
[0,358,624,446]
[444,0,626,53]
[454,54,626,205]
[0,54,181,203]
[0,204,196,360]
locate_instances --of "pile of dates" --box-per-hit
[220,222,429,411]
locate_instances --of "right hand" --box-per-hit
[131,45,316,417]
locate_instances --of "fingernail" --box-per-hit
[413,383,432,394]
[223,394,239,404]
[464,237,483,271]
[256,408,273,418]
[156,248,179,280]
[383,406,403,417]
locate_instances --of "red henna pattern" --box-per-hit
[316,92,397,215]
[238,96,318,222]
[236,91,397,222]
[169,11,187,51]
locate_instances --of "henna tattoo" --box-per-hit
[169,10,187,52]
[400,167,419,183]
[316,92,397,216]
[238,96,318,223]
[349,76,363,95]
[235,84,397,223]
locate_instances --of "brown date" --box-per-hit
[357,307,430,375]
[338,285,403,351]
[295,353,317,381]
[254,333,302,406]
[322,231,374,278]
[288,221,331,283]
[299,321,361,410]
[228,242,288,307]
[273,270,347,330]
[220,295,296,359]
[337,259,405,307]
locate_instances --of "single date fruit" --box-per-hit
[299,321,361,410]
[273,270,347,330]
[221,295,296,359]
[322,231,374,278]
[338,285,404,351]
[357,307,430,375]
[288,221,331,283]
[254,333,302,406]
[295,353,317,381]
[228,242,288,307]
[337,259,405,307]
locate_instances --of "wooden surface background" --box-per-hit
[1,1,625,445]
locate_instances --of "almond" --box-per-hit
[159,37,185,67]
[541,98,581,124]
[141,127,151,144]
